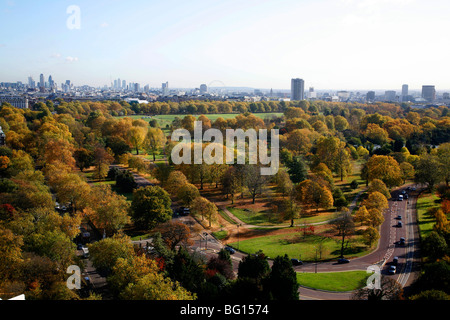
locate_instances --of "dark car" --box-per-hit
[399,237,406,246]
[291,259,303,266]
[397,215,402,220]
[388,265,397,275]
[392,257,399,266]
[77,243,83,250]
[397,221,403,228]
[337,258,350,264]
[224,246,236,254]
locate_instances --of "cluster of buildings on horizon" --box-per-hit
[0,73,449,110]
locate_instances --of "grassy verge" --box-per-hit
[296,271,369,292]
[416,191,440,238]
[228,233,370,262]
[212,230,228,240]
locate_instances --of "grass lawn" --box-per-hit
[228,207,281,226]
[416,191,440,238]
[212,230,228,240]
[116,113,283,129]
[228,233,370,262]
[296,271,369,292]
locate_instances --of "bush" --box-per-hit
[350,180,359,190]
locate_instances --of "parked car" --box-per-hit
[388,265,397,275]
[291,259,303,266]
[224,246,236,254]
[337,258,350,264]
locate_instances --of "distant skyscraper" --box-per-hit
[385,90,396,101]
[291,78,305,101]
[28,76,35,89]
[200,84,208,94]
[422,85,436,102]
[366,91,375,102]
[162,82,169,95]
[402,84,408,97]
[122,80,126,90]
[39,74,45,89]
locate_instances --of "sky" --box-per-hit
[0,0,450,91]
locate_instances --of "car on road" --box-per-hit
[399,237,406,246]
[397,215,402,220]
[397,221,403,228]
[291,259,303,266]
[404,194,409,199]
[337,258,350,264]
[398,195,404,201]
[392,257,399,266]
[224,246,236,254]
[77,243,83,250]
[388,265,397,275]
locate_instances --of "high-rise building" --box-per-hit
[39,74,45,89]
[366,91,375,102]
[162,82,169,95]
[385,90,396,101]
[28,77,35,89]
[200,84,208,94]
[402,84,408,97]
[122,80,126,90]
[291,78,305,101]
[422,85,436,102]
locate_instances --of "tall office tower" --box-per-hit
[291,78,305,101]
[401,84,409,102]
[366,91,375,102]
[385,90,396,101]
[200,84,208,94]
[118,78,121,89]
[48,75,54,89]
[422,85,436,102]
[28,77,35,89]
[162,82,169,95]
[114,80,118,89]
[122,80,126,90]
[39,74,45,89]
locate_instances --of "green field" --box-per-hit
[297,271,369,292]
[416,191,440,238]
[228,233,369,262]
[116,112,283,129]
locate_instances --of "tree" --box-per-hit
[264,254,299,300]
[368,179,391,199]
[367,155,403,188]
[295,179,333,212]
[177,183,200,208]
[400,162,415,184]
[144,128,166,161]
[0,225,23,279]
[191,196,218,228]
[330,212,355,258]
[275,169,294,197]
[238,251,270,282]
[157,221,193,251]
[354,206,370,226]
[367,208,385,228]
[362,191,389,213]
[415,154,444,191]
[88,234,135,275]
[362,226,380,247]
[245,165,269,204]
[222,166,240,204]
[422,231,448,261]
[85,185,131,236]
[131,186,173,230]
[286,157,307,184]
[165,171,188,195]
[278,195,301,227]
[73,148,94,172]
[127,126,147,155]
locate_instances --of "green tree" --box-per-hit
[264,254,299,300]
[131,186,173,230]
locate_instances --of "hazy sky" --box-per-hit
[1,0,449,91]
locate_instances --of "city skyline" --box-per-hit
[1,0,450,90]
